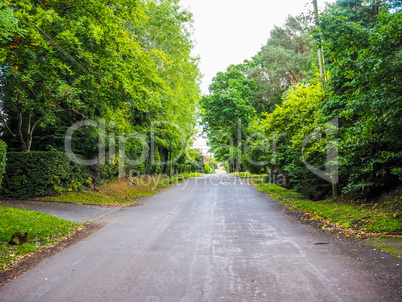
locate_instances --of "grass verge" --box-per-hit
[40,173,203,206]
[233,172,265,178]
[367,236,402,258]
[0,206,79,270]
[253,178,402,235]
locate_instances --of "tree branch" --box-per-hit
[0,111,17,137]
[30,117,43,138]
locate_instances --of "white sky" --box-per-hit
[181,0,336,154]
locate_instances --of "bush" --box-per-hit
[1,152,89,198]
[204,163,211,174]
[87,162,119,186]
[251,81,332,200]
[174,163,191,174]
[0,140,7,189]
[187,161,203,173]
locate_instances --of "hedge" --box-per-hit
[1,152,90,198]
[0,140,7,190]
[0,150,202,198]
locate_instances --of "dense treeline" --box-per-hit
[201,0,402,199]
[0,0,203,186]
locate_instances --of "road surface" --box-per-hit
[1,175,400,301]
[2,199,120,223]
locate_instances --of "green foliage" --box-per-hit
[90,162,120,186]
[0,140,6,190]
[174,163,193,174]
[246,2,402,199]
[251,80,333,199]
[45,176,174,206]
[319,3,402,195]
[0,206,78,270]
[0,0,25,43]
[1,152,89,198]
[0,0,202,197]
[254,183,402,234]
[250,15,315,113]
[0,0,201,163]
[0,207,77,242]
[201,14,315,174]
[202,3,402,199]
[201,64,257,171]
[184,158,203,173]
[202,64,257,131]
[233,171,255,178]
[204,163,211,174]
[324,0,385,25]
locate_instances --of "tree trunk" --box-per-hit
[236,119,242,172]
[332,183,339,199]
[168,152,172,177]
[17,111,27,151]
[16,111,41,152]
[236,159,241,173]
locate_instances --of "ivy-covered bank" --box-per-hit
[253,178,402,235]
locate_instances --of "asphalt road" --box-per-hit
[1,175,401,301]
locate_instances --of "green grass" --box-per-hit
[42,173,204,206]
[368,237,401,258]
[0,206,79,270]
[189,172,204,177]
[253,180,402,234]
[233,172,265,178]
[44,178,163,206]
[158,172,203,185]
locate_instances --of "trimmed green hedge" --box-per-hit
[1,152,90,198]
[0,150,202,198]
[0,140,7,190]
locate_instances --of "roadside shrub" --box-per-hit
[252,81,332,200]
[187,161,202,173]
[1,152,89,198]
[204,163,211,174]
[87,161,119,186]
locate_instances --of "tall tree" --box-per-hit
[250,15,314,113]
[0,0,25,43]
[0,0,160,151]
[319,0,402,194]
[0,0,201,158]
[201,64,257,171]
